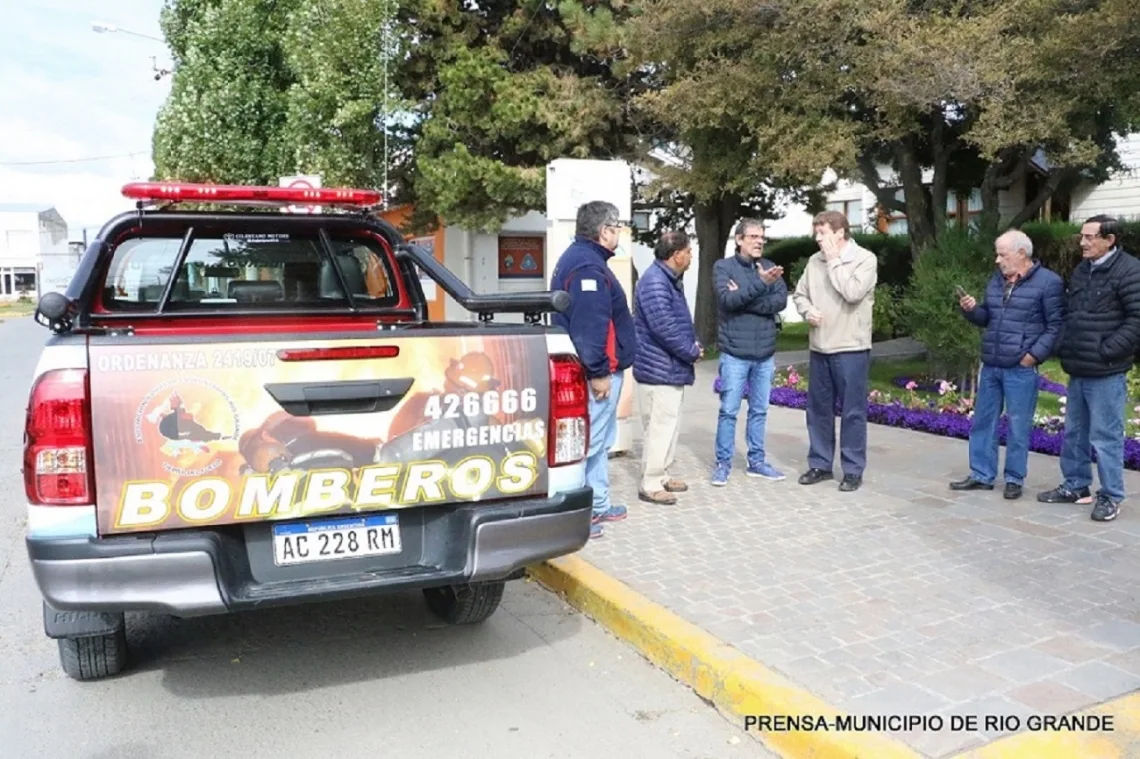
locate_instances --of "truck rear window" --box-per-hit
[101,230,399,312]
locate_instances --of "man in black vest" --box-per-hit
[1038,215,1140,521]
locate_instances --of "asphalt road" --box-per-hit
[0,317,773,759]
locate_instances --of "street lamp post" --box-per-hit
[90,21,164,43]
[91,21,170,79]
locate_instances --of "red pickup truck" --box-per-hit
[24,182,592,680]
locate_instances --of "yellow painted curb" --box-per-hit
[949,692,1140,759]
[528,555,922,759]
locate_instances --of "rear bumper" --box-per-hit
[26,487,592,619]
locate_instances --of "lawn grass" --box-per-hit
[774,321,810,353]
[0,299,36,319]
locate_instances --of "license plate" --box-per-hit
[271,514,401,567]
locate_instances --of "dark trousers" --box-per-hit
[806,349,871,477]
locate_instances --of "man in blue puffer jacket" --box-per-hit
[551,201,637,538]
[633,230,702,505]
[950,229,1065,500]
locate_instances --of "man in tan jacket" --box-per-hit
[791,210,878,492]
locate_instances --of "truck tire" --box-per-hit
[423,581,505,625]
[58,629,127,681]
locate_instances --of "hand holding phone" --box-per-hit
[955,285,976,312]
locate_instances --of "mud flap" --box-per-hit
[43,601,125,640]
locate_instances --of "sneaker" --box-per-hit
[592,505,628,523]
[711,461,731,487]
[590,522,604,538]
[1037,485,1093,504]
[1091,494,1120,522]
[747,461,786,481]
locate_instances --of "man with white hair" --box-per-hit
[950,229,1065,500]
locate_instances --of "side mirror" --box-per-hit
[35,292,76,334]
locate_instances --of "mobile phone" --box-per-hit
[954,285,968,298]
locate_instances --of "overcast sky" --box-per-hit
[0,0,170,240]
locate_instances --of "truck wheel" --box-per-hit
[57,629,127,681]
[423,581,505,625]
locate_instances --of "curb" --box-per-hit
[530,555,1140,759]
[528,555,921,759]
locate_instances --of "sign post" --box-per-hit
[544,159,636,455]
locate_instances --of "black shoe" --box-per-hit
[949,477,994,491]
[1091,494,1120,522]
[1004,483,1023,500]
[798,468,833,485]
[838,474,862,492]
[1037,485,1093,504]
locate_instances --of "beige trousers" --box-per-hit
[639,384,685,493]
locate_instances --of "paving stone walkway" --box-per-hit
[585,356,1140,758]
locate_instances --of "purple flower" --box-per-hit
[768,387,1140,470]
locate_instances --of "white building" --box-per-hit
[0,204,78,299]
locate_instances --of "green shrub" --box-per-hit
[872,284,904,340]
[788,255,810,286]
[899,228,996,382]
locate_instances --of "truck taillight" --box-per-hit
[23,369,93,506]
[548,354,590,467]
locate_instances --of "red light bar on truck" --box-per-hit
[121,182,383,208]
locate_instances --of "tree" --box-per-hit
[281,0,406,189]
[392,0,652,233]
[628,0,1140,255]
[153,0,298,184]
[152,0,404,190]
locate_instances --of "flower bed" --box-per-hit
[890,373,1067,396]
[715,367,1140,470]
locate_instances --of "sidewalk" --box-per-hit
[576,355,1140,758]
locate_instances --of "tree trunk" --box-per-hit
[693,194,741,348]
[930,116,952,234]
[895,139,936,256]
[979,162,1002,236]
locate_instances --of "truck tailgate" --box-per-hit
[89,333,551,536]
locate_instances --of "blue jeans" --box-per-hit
[968,364,1039,486]
[1061,373,1128,503]
[586,370,624,515]
[715,353,774,466]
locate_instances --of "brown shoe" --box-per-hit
[639,490,677,505]
[664,479,688,493]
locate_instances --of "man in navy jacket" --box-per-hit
[550,201,637,538]
[711,218,788,486]
[632,230,701,505]
[951,229,1064,500]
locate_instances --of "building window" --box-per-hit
[13,268,36,296]
[826,199,864,229]
[877,187,984,234]
[632,211,651,233]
